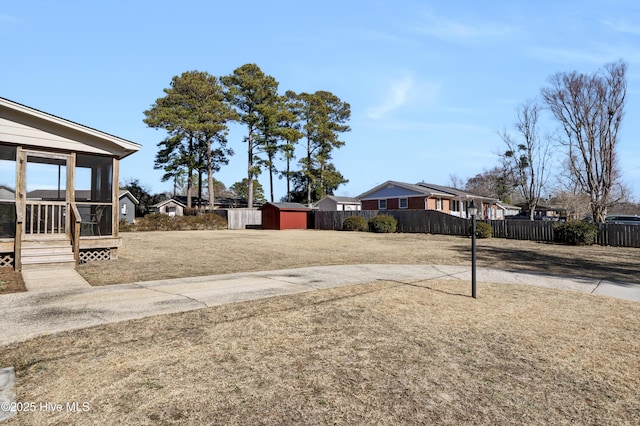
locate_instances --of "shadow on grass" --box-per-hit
[383,279,473,299]
[455,243,640,285]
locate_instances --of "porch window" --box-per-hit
[378,199,387,210]
[0,145,16,238]
[75,154,113,236]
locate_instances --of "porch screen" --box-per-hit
[75,154,113,236]
[0,145,16,238]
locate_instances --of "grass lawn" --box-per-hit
[77,229,640,285]
[2,230,640,424]
[2,279,638,424]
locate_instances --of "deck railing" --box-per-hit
[25,201,67,236]
[70,202,81,264]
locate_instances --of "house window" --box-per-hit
[436,198,442,210]
[399,198,408,209]
[121,203,127,215]
[452,200,459,212]
[378,199,387,210]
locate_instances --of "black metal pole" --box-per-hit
[472,213,477,299]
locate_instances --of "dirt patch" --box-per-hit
[1,280,638,424]
[0,266,25,294]
[77,230,640,286]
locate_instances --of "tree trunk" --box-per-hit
[269,160,274,203]
[247,130,254,208]
[306,136,312,207]
[207,139,214,211]
[286,157,291,202]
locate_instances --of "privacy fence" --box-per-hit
[312,210,640,248]
[214,209,262,230]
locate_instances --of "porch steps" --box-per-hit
[21,239,75,270]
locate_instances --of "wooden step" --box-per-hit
[21,247,74,256]
[21,261,76,270]
[20,238,75,269]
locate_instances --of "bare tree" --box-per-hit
[499,100,554,220]
[464,167,515,202]
[541,61,627,223]
[448,173,464,189]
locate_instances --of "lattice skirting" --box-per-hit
[0,253,14,268]
[79,249,113,264]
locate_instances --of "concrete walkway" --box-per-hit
[22,268,91,291]
[3,264,639,346]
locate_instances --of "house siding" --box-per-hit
[362,200,378,210]
[386,198,399,210]
[119,197,136,223]
[408,197,425,209]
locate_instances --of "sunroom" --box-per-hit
[0,97,140,270]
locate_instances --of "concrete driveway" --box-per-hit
[2,264,639,346]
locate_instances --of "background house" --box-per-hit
[496,202,522,220]
[357,181,500,219]
[317,195,361,211]
[151,199,186,217]
[118,190,139,224]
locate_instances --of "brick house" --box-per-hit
[357,181,500,219]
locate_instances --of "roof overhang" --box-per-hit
[0,97,141,159]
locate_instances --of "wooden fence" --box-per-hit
[312,210,640,248]
[215,209,262,230]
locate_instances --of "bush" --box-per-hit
[343,216,368,232]
[126,212,227,232]
[119,218,134,232]
[470,221,493,239]
[368,215,397,233]
[554,221,597,245]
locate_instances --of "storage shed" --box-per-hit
[261,202,311,230]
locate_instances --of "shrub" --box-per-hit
[126,212,227,232]
[470,221,493,239]
[368,215,397,233]
[343,216,368,232]
[554,221,597,245]
[119,218,134,232]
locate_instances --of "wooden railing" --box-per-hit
[15,203,23,271]
[25,201,67,236]
[70,202,81,265]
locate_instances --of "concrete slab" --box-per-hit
[1,264,639,346]
[593,280,640,302]
[22,268,91,291]
[0,367,16,421]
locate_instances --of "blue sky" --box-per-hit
[2,0,640,200]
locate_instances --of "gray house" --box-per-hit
[151,198,186,217]
[118,190,139,224]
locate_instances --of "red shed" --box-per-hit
[260,202,311,230]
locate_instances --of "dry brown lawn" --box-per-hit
[2,279,639,424]
[0,266,25,294]
[77,229,640,285]
[3,230,640,424]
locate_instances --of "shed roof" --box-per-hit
[261,202,311,211]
